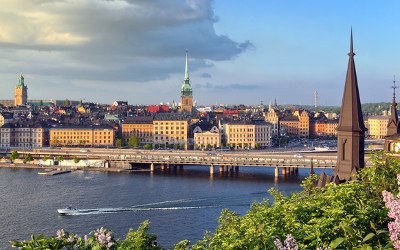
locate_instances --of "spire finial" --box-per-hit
[348,28,355,57]
[392,75,397,104]
[184,50,189,81]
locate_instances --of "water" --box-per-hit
[0,166,331,249]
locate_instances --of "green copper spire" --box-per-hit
[181,50,192,97]
[184,50,189,80]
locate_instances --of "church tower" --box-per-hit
[180,50,193,114]
[387,76,400,136]
[334,30,367,180]
[14,73,28,106]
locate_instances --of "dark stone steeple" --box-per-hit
[334,30,367,180]
[387,76,400,136]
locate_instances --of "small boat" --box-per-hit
[57,206,77,215]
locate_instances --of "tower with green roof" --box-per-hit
[14,73,28,106]
[180,50,193,114]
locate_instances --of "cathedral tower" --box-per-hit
[334,30,367,180]
[14,73,28,106]
[180,50,193,114]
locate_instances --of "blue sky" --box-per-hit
[0,0,399,106]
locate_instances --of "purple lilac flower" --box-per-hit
[382,174,400,250]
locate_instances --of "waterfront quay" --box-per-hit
[0,148,347,177]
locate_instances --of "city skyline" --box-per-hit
[0,1,399,106]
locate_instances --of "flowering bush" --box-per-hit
[383,174,400,249]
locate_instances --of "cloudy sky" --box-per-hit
[1,0,400,106]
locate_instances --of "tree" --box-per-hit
[10,151,19,162]
[42,156,48,162]
[39,100,44,107]
[73,156,80,164]
[55,156,64,164]
[144,144,152,150]
[115,138,122,148]
[128,135,140,148]
[24,154,34,163]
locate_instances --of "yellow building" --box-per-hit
[367,116,389,139]
[122,116,154,145]
[153,114,190,149]
[294,110,310,138]
[264,107,280,136]
[50,126,114,147]
[193,126,221,149]
[225,120,272,149]
[14,74,28,106]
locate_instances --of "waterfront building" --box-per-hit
[335,31,367,180]
[180,51,193,114]
[367,116,389,139]
[50,125,114,147]
[193,126,221,149]
[0,123,48,148]
[14,74,28,106]
[122,116,154,145]
[153,113,190,149]
[225,120,272,149]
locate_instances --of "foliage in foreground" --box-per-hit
[11,152,400,249]
[190,152,398,249]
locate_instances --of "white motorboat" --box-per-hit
[57,206,77,215]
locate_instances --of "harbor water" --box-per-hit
[0,166,331,249]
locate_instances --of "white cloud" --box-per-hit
[0,0,251,103]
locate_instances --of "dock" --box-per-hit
[38,169,72,176]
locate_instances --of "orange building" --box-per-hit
[122,116,154,145]
[50,126,114,147]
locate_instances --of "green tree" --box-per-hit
[10,151,19,162]
[115,138,123,148]
[73,156,80,164]
[128,135,140,148]
[144,144,152,150]
[42,156,49,162]
[24,154,34,163]
[55,156,64,163]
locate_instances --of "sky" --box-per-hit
[1,0,400,106]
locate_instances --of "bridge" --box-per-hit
[0,147,349,177]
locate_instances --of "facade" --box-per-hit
[367,116,389,139]
[279,115,300,137]
[264,107,280,136]
[225,120,272,149]
[294,110,310,137]
[50,126,114,147]
[14,74,28,106]
[180,51,193,114]
[122,116,154,145]
[153,114,190,149]
[0,123,48,148]
[194,126,221,149]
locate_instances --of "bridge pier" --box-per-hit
[219,165,223,173]
[161,164,165,170]
[235,166,239,172]
[275,167,279,177]
[179,165,183,170]
[210,164,214,175]
[150,163,154,172]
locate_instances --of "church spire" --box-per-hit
[184,50,189,81]
[387,75,400,136]
[335,30,367,180]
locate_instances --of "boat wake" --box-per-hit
[59,198,218,216]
